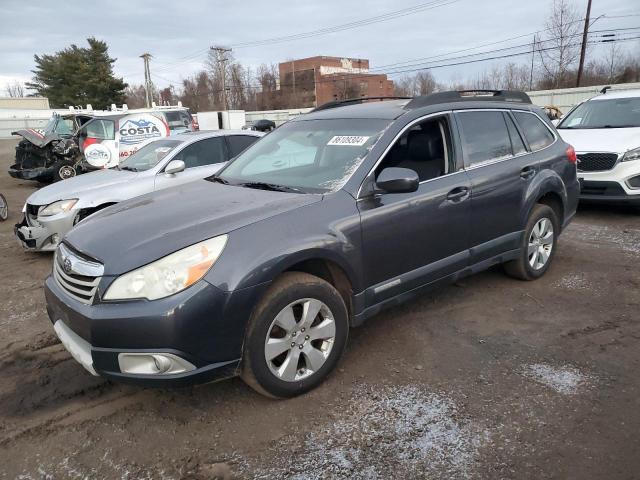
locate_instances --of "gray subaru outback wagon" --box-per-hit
[45,91,580,398]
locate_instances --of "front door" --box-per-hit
[358,114,472,305]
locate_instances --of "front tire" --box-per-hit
[52,161,77,182]
[241,272,349,398]
[504,204,558,281]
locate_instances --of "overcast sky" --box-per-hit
[0,0,637,93]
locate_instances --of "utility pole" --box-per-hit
[140,53,153,108]
[576,0,593,87]
[529,34,537,91]
[211,46,232,110]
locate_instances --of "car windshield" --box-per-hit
[119,139,182,172]
[558,97,640,129]
[217,118,390,193]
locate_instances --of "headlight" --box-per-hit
[622,147,640,162]
[103,235,228,301]
[39,199,78,217]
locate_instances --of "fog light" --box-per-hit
[627,175,640,189]
[118,352,196,375]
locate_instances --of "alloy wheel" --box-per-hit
[59,165,76,180]
[264,298,336,382]
[528,217,554,270]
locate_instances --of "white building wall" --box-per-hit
[526,82,640,113]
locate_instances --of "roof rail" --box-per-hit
[405,90,532,109]
[311,96,411,112]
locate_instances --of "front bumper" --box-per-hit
[14,210,77,252]
[8,164,54,182]
[578,160,640,205]
[45,274,269,387]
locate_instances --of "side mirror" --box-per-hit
[375,167,419,194]
[165,159,185,175]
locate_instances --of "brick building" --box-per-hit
[278,56,395,108]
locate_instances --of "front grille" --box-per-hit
[53,244,103,304]
[577,152,619,172]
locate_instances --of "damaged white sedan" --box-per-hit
[14,130,263,251]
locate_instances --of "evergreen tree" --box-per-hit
[27,38,127,109]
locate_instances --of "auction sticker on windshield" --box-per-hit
[327,135,370,146]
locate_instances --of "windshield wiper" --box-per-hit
[120,166,138,172]
[239,182,304,194]
[210,175,229,184]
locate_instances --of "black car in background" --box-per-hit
[243,118,277,132]
[44,91,579,398]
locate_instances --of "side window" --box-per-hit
[84,119,115,140]
[174,137,226,169]
[504,113,527,155]
[456,111,512,166]
[227,135,259,158]
[376,117,451,182]
[513,112,555,151]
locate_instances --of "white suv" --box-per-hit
[557,89,640,206]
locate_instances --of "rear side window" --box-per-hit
[227,135,259,158]
[174,137,226,169]
[504,113,527,155]
[513,112,555,151]
[456,111,512,166]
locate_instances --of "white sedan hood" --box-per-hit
[558,127,640,154]
[27,169,139,206]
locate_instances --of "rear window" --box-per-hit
[165,111,192,131]
[456,111,512,166]
[513,112,555,151]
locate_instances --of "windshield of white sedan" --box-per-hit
[119,139,182,171]
[217,118,390,193]
[558,97,640,129]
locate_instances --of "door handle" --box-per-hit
[520,166,536,179]
[446,186,470,202]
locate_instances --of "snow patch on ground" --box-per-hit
[568,223,640,256]
[251,384,489,479]
[523,363,590,395]
[554,273,592,291]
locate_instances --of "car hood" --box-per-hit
[12,128,61,148]
[558,127,640,154]
[64,181,322,275]
[27,169,139,206]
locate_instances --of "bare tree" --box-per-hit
[538,0,582,88]
[603,42,623,83]
[124,84,148,108]
[5,81,25,98]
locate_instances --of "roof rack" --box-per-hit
[311,96,411,112]
[405,90,532,109]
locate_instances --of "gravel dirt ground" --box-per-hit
[0,138,639,479]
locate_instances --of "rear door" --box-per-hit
[455,109,536,263]
[154,136,228,190]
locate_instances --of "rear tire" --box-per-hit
[241,272,349,398]
[504,204,558,281]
